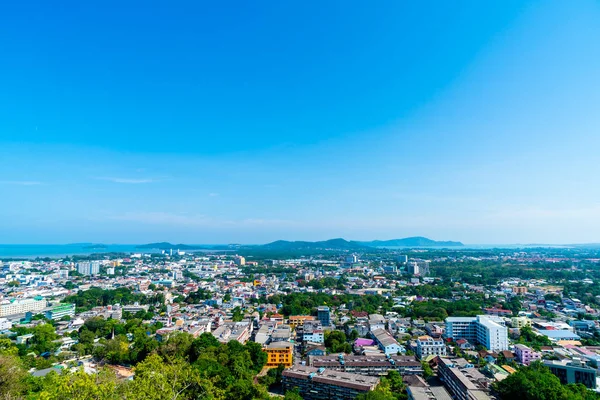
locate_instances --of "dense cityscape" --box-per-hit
[3,1,599,399]
[2,243,600,399]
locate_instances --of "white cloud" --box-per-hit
[208,193,219,197]
[107,212,298,228]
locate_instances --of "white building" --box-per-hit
[416,335,447,359]
[212,321,251,344]
[445,315,508,352]
[0,317,12,331]
[372,328,405,355]
[368,314,386,332]
[345,255,358,264]
[303,321,325,344]
[0,297,47,317]
[77,261,100,276]
[234,256,246,266]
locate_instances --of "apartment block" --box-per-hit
[437,357,492,400]
[288,315,315,330]
[282,366,380,400]
[416,335,447,359]
[445,315,508,352]
[544,358,597,389]
[0,297,47,317]
[510,316,531,329]
[302,321,325,344]
[514,344,541,366]
[77,261,100,276]
[317,306,331,327]
[264,341,293,368]
[44,303,75,321]
[309,354,423,376]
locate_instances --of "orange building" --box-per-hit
[288,315,315,330]
[264,342,294,368]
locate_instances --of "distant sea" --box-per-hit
[0,244,155,259]
[0,242,582,260]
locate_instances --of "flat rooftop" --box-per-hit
[283,366,380,391]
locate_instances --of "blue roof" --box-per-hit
[539,330,580,339]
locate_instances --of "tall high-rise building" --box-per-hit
[345,254,358,264]
[407,260,430,276]
[445,315,508,352]
[317,306,331,327]
[234,256,246,266]
[77,261,100,276]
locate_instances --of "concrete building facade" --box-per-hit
[445,315,508,352]
[282,366,380,400]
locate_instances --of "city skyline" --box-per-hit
[2,1,600,244]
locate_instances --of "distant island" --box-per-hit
[137,236,463,252]
[360,236,464,247]
[82,244,108,250]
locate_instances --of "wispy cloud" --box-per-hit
[0,180,43,186]
[97,177,156,184]
[208,192,219,197]
[107,211,298,228]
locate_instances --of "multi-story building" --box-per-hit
[368,314,386,332]
[212,321,251,344]
[345,255,358,264]
[407,260,430,276]
[514,344,541,366]
[288,315,316,330]
[302,321,325,344]
[317,306,331,327]
[77,261,100,276]
[0,297,47,317]
[264,341,293,368]
[309,354,423,376]
[234,256,246,266]
[544,358,597,389]
[445,315,508,352]
[44,304,75,321]
[0,317,12,331]
[282,366,380,400]
[437,357,492,400]
[371,328,405,355]
[511,316,531,329]
[416,335,447,359]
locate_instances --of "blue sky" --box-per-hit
[2,1,600,244]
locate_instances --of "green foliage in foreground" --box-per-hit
[493,361,600,400]
[355,370,407,400]
[1,332,272,400]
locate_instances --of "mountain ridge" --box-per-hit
[136,237,463,251]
